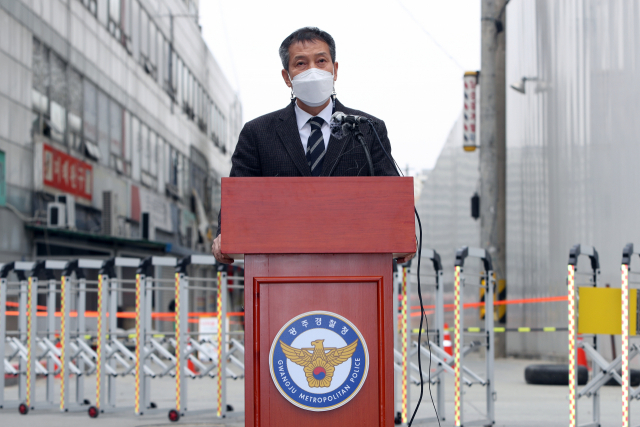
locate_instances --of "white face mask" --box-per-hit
[289,68,334,107]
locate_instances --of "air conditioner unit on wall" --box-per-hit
[102,191,118,236]
[55,194,76,229]
[47,202,66,228]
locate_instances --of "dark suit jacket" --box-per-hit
[217,98,398,235]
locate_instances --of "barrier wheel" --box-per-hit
[226,404,234,412]
[149,401,157,409]
[83,399,91,405]
[394,411,402,425]
[88,406,99,418]
[168,409,180,422]
[525,364,588,385]
[18,403,28,415]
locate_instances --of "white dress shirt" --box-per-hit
[294,100,333,153]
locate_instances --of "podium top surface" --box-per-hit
[221,177,416,255]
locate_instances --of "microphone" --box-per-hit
[331,111,370,125]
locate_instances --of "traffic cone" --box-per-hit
[443,323,453,356]
[577,334,589,369]
[188,358,197,373]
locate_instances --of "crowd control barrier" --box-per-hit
[621,243,640,427]
[566,244,616,427]
[452,246,495,427]
[0,261,68,414]
[395,249,444,425]
[133,256,178,416]
[59,259,104,413]
[1,262,34,411]
[168,255,244,422]
[0,255,246,422]
[88,257,140,417]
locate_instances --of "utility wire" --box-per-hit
[396,0,466,71]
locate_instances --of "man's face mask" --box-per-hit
[289,68,334,107]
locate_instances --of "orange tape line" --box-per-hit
[4,310,246,318]
[6,301,48,310]
[410,295,568,312]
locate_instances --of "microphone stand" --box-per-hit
[343,122,375,176]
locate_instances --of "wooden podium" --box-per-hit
[221,177,415,427]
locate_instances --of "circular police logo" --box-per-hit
[269,311,369,411]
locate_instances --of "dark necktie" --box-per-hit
[306,116,325,176]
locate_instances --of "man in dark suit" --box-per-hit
[213,27,414,264]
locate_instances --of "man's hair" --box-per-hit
[279,27,336,71]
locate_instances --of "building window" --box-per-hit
[80,0,97,16]
[123,111,132,175]
[68,69,83,152]
[109,100,123,173]
[97,90,110,166]
[131,0,140,61]
[49,53,68,144]
[190,147,209,211]
[140,8,149,62]
[131,115,140,181]
[82,79,98,159]
[140,122,149,173]
[32,39,50,136]
[108,0,122,40]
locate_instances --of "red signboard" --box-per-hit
[43,143,93,200]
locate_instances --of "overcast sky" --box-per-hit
[199,0,480,174]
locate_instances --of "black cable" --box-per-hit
[354,130,375,176]
[367,119,440,426]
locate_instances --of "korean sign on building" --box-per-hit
[43,143,92,200]
[463,71,479,152]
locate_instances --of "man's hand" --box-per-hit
[396,252,416,264]
[212,234,234,264]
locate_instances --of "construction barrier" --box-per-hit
[168,255,245,422]
[394,249,445,425]
[566,243,628,427]
[0,256,245,421]
[621,243,640,427]
[60,259,104,413]
[90,257,140,417]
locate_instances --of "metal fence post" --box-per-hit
[485,269,495,421]
[134,268,145,415]
[400,265,410,425]
[217,269,228,418]
[96,271,108,413]
[453,264,463,427]
[174,268,186,416]
[0,266,7,408]
[59,268,71,412]
[26,273,36,410]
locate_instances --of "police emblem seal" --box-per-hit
[269,310,369,411]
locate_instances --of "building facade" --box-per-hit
[414,114,480,328]
[506,0,640,359]
[0,0,242,263]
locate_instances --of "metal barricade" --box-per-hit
[395,249,444,425]
[86,257,140,418]
[621,243,640,427]
[452,246,495,427]
[134,256,177,416]
[567,244,605,427]
[168,255,244,422]
[59,259,103,412]
[1,261,35,412]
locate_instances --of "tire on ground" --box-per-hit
[605,369,640,386]
[524,364,588,385]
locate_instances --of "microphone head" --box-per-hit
[330,113,346,140]
[331,111,347,123]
